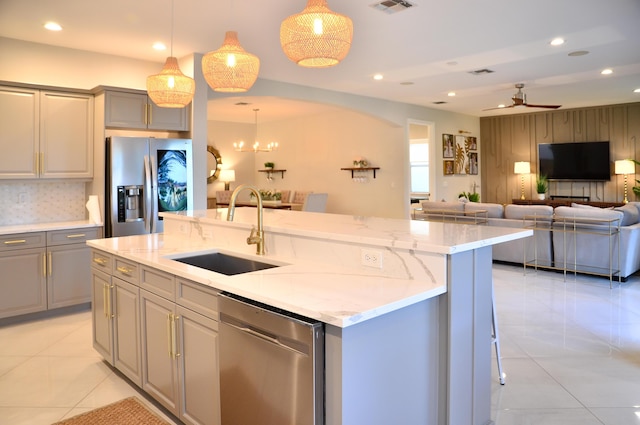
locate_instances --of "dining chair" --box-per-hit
[215,190,232,205]
[278,189,291,203]
[291,191,311,204]
[302,193,328,212]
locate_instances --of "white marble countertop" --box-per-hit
[166,208,531,254]
[0,220,103,236]
[87,209,531,328]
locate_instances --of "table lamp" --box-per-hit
[219,169,236,191]
[514,161,530,200]
[615,159,635,203]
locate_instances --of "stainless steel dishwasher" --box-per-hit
[218,292,324,425]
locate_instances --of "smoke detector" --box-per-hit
[370,0,415,14]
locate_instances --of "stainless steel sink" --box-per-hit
[170,252,280,276]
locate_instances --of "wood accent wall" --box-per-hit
[480,102,640,205]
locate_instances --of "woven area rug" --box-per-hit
[53,396,171,425]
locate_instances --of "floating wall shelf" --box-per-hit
[341,167,380,179]
[258,169,286,179]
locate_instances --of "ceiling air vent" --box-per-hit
[370,0,415,14]
[433,101,447,105]
[234,102,251,106]
[468,69,495,76]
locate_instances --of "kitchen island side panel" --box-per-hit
[324,296,441,425]
[442,246,493,425]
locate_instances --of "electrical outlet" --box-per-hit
[361,248,383,269]
[17,192,26,204]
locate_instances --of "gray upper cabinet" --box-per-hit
[0,86,93,179]
[104,90,189,131]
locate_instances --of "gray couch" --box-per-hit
[419,200,640,279]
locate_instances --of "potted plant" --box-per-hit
[536,175,548,200]
[458,191,480,202]
[264,161,275,170]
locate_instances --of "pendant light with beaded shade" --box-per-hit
[202,31,260,92]
[280,0,353,68]
[146,0,195,108]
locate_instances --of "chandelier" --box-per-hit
[146,0,195,108]
[233,109,279,152]
[202,31,260,92]
[280,0,353,68]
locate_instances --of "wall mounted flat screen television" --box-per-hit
[538,141,611,181]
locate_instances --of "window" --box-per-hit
[410,142,429,193]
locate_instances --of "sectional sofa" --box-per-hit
[418,200,640,280]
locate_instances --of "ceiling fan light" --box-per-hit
[280,0,353,68]
[202,31,260,93]
[146,56,195,108]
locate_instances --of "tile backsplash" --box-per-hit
[0,182,87,226]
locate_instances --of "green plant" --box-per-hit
[625,159,640,198]
[536,175,548,194]
[264,162,275,169]
[458,191,480,202]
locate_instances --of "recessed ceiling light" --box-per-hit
[601,68,613,75]
[498,104,506,108]
[634,88,640,93]
[44,22,62,31]
[153,42,167,51]
[447,92,456,97]
[550,37,565,46]
[373,74,384,81]
[568,50,589,57]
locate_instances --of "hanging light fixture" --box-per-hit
[280,0,353,68]
[233,109,279,152]
[146,0,195,108]
[202,31,260,92]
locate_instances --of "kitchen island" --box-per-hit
[87,208,531,425]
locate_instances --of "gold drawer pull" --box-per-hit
[116,266,133,275]
[93,257,108,266]
[4,239,26,245]
[66,233,86,239]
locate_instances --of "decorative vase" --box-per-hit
[537,193,546,200]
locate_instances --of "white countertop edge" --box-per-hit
[0,220,103,235]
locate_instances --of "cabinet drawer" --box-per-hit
[114,257,139,285]
[91,249,112,272]
[47,227,103,246]
[140,266,175,300]
[0,232,46,252]
[177,278,219,320]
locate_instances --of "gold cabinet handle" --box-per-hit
[48,251,52,277]
[93,257,107,266]
[172,314,180,358]
[107,285,113,318]
[103,283,109,319]
[116,266,133,275]
[43,252,47,278]
[66,234,86,239]
[167,313,173,357]
[4,239,26,245]
[147,103,152,125]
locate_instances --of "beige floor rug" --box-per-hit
[53,396,171,425]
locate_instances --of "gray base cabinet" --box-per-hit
[0,227,100,319]
[0,246,47,318]
[91,251,143,386]
[91,250,220,425]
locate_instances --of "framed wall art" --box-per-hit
[444,160,454,175]
[443,134,454,158]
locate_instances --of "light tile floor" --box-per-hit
[0,264,639,425]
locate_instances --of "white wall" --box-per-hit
[208,109,405,218]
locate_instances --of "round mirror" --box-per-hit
[207,146,222,184]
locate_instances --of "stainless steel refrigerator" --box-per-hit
[105,136,193,237]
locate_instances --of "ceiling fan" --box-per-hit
[485,83,561,110]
